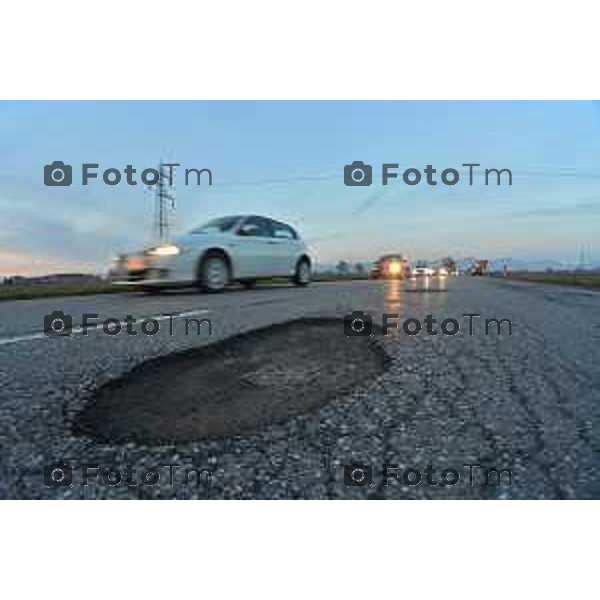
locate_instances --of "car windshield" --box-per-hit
[191,216,240,234]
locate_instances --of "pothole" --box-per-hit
[72,318,388,444]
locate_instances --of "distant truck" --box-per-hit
[471,259,489,276]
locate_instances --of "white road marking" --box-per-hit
[0,309,211,347]
[0,332,48,346]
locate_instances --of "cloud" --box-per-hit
[0,199,141,276]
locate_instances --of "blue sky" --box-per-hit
[0,101,599,275]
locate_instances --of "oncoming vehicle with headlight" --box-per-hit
[114,215,312,292]
[370,254,411,280]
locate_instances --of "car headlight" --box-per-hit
[147,244,181,257]
[388,261,402,275]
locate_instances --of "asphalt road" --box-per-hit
[0,277,598,499]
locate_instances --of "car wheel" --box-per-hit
[293,258,311,286]
[242,279,257,290]
[198,253,230,292]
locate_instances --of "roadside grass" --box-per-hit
[505,272,600,289]
[249,274,370,284]
[0,283,122,301]
[313,274,370,282]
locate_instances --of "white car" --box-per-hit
[115,215,312,292]
[413,266,435,277]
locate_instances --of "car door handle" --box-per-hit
[267,241,278,245]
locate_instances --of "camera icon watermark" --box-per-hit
[343,162,512,187]
[42,310,213,339]
[344,161,372,186]
[343,311,512,338]
[43,161,213,187]
[44,462,74,487]
[44,310,73,337]
[342,461,513,489]
[344,461,373,487]
[344,311,373,338]
[42,461,213,489]
[44,161,73,186]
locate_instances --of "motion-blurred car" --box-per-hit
[114,215,312,292]
[370,254,411,279]
[413,265,435,276]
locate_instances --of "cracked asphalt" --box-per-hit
[0,276,598,499]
